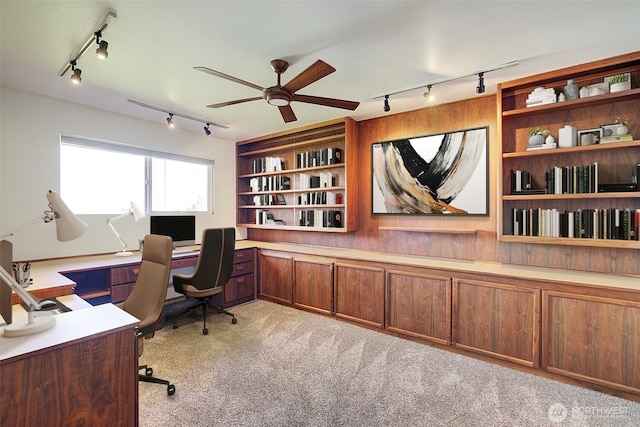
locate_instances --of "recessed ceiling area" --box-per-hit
[1,1,639,141]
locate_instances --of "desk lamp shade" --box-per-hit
[46,191,88,241]
[0,191,87,337]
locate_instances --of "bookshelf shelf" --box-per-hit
[498,52,640,248]
[236,118,357,232]
[378,227,478,234]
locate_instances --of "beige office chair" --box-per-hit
[117,234,176,396]
[172,227,236,335]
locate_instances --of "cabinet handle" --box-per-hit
[132,268,140,275]
[237,277,244,283]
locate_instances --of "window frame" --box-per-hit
[60,135,215,215]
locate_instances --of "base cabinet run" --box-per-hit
[543,291,640,394]
[256,248,640,400]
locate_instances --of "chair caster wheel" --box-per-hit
[172,322,178,329]
[167,384,176,395]
[203,328,208,335]
[231,317,237,324]
[145,367,153,377]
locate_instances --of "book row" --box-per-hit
[299,210,343,228]
[511,207,639,240]
[252,156,286,173]
[296,147,342,169]
[512,163,601,195]
[249,175,291,192]
[299,172,337,189]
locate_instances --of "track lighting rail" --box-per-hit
[59,10,117,77]
[127,99,228,134]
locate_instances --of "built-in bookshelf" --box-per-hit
[236,117,357,232]
[498,51,640,249]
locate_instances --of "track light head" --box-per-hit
[203,124,211,135]
[423,85,434,102]
[476,72,485,94]
[383,95,390,112]
[96,40,109,60]
[167,113,175,128]
[70,61,82,84]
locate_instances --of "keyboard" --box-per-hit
[32,310,59,318]
[172,248,198,254]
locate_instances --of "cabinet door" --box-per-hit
[293,258,333,314]
[453,279,540,367]
[386,270,451,344]
[258,252,293,304]
[543,291,640,394]
[334,263,384,328]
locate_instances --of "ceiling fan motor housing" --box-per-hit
[263,86,292,106]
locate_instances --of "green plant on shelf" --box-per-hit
[529,128,549,137]
[609,74,629,85]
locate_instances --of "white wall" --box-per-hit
[0,87,238,260]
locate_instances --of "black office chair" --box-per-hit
[172,228,237,335]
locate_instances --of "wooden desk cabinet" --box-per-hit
[0,303,139,426]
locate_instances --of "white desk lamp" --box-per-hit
[0,191,88,337]
[107,202,145,257]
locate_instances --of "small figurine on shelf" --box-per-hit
[616,116,629,135]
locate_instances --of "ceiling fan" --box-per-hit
[194,59,359,123]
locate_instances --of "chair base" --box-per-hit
[172,298,237,335]
[139,364,175,395]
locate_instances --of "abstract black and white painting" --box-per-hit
[372,126,488,215]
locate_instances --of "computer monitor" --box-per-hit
[0,240,13,326]
[150,215,196,247]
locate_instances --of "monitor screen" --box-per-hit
[150,215,196,247]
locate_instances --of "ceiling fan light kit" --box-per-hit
[195,58,360,123]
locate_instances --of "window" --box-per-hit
[60,136,214,214]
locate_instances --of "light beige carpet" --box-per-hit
[138,300,640,426]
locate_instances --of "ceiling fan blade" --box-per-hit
[283,60,336,93]
[293,94,360,111]
[206,97,263,108]
[278,105,297,123]
[194,66,264,91]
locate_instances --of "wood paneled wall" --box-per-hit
[248,95,640,276]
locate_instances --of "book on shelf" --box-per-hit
[527,143,556,151]
[599,134,634,144]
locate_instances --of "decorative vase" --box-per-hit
[557,93,566,102]
[617,125,629,135]
[528,134,545,147]
[563,79,580,100]
[545,135,555,145]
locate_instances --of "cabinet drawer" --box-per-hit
[231,260,254,277]
[111,283,134,303]
[110,265,140,286]
[233,248,253,264]
[225,274,254,304]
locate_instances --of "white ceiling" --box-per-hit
[2,1,639,142]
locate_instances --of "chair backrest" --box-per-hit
[189,228,235,291]
[118,234,173,333]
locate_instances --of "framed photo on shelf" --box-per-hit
[371,126,489,215]
[274,194,286,205]
[577,128,603,146]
